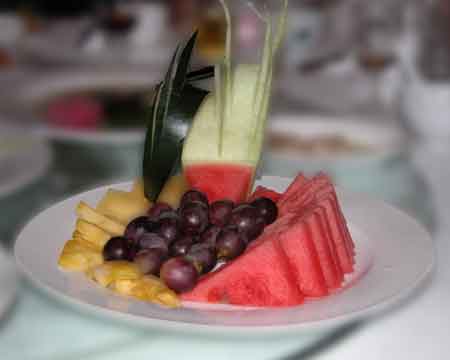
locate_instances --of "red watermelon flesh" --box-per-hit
[306,181,355,259]
[181,234,304,307]
[248,186,282,203]
[277,212,328,297]
[314,186,355,258]
[313,205,344,279]
[184,163,254,203]
[304,208,344,289]
[277,173,309,210]
[299,184,354,273]
[315,197,354,273]
[293,179,355,262]
[278,174,355,272]
[277,174,332,216]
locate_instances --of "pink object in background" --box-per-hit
[45,96,104,130]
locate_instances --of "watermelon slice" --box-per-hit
[277,213,328,297]
[184,163,254,203]
[305,208,344,289]
[182,233,304,307]
[278,173,355,273]
[248,185,282,203]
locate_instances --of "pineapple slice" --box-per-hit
[154,291,180,308]
[156,174,189,208]
[96,189,150,225]
[58,240,103,272]
[87,261,142,287]
[76,201,125,236]
[113,279,141,297]
[140,275,180,308]
[130,178,146,198]
[124,276,180,307]
[74,219,111,249]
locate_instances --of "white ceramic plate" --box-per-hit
[14,176,434,337]
[0,246,19,319]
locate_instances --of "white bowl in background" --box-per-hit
[7,69,161,189]
[264,114,407,172]
[261,114,427,218]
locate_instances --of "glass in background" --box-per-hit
[419,0,450,81]
[355,0,404,111]
[400,0,450,143]
[282,0,341,73]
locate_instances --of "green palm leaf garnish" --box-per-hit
[143,31,212,201]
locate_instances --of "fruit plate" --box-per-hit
[14,176,434,337]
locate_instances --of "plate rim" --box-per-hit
[14,176,435,336]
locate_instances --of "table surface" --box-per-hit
[0,143,445,360]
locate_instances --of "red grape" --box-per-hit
[160,257,198,293]
[157,217,180,245]
[138,233,168,256]
[124,217,158,243]
[180,190,209,209]
[209,200,234,227]
[251,197,278,225]
[134,248,166,275]
[103,236,131,261]
[215,228,246,261]
[229,204,264,241]
[147,202,173,220]
[179,202,209,235]
[186,243,217,274]
[199,225,221,249]
[170,235,195,257]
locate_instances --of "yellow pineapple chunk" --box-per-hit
[96,189,150,225]
[58,240,103,271]
[154,291,181,308]
[76,201,125,236]
[157,174,189,208]
[137,275,180,308]
[130,178,146,198]
[74,219,111,249]
[113,279,141,297]
[88,261,142,288]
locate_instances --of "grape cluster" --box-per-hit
[102,189,278,293]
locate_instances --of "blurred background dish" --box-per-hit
[18,2,173,69]
[0,122,51,248]
[3,68,160,196]
[262,113,433,226]
[276,55,404,114]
